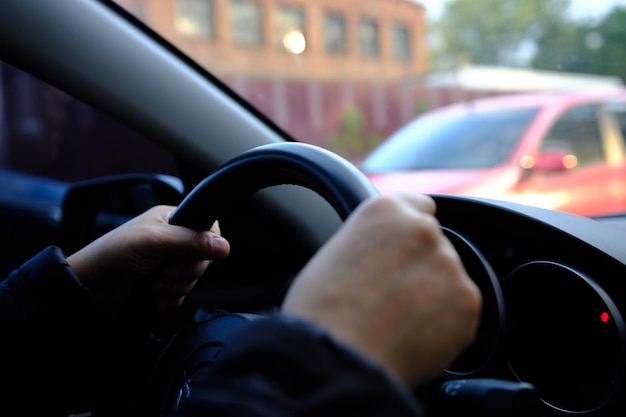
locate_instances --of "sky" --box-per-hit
[414,0,626,21]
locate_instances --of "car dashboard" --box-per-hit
[3,153,626,417]
[421,194,626,416]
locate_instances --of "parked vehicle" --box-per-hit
[361,90,626,217]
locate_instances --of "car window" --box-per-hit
[360,107,539,171]
[541,105,605,168]
[0,62,179,183]
[605,100,626,144]
[116,0,626,217]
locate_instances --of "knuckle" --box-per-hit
[406,213,441,245]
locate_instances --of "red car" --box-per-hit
[361,90,626,217]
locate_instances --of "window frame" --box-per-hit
[323,12,347,55]
[173,0,216,40]
[392,21,412,62]
[230,0,264,47]
[358,17,380,59]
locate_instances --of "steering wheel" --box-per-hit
[141,142,379,416]
[169,141,379,229]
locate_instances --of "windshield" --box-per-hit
[361,107,539,171]
[116,0,626,218]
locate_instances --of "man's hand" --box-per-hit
[282,193,482,388]
[67,205,230,311]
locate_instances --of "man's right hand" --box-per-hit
[282,192,482,388]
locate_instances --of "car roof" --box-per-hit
[428,88,626,116]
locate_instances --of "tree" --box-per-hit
[326,106,382,161]
[430,0,571,69]
[533,7,626,82]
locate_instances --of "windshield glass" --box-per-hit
[116,0,626,218]
[361,107,539,171]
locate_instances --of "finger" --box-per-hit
[152,260,209,297]
[154,276,198,296]
[166,259,211,283]
[125,205,230,260]
[209,220,221,236]
[392,192,437,215]
[147,225,231,261]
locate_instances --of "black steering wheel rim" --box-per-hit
[169,142,379,230]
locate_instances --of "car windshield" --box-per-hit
[115,0,626,217]
[360,107,540,171]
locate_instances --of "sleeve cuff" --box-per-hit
[14,246,104,320]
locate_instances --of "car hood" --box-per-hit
[364,167,521,197]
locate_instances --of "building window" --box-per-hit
[359,18,379,58]
[230,0,263,47]
[324,13,347,54]
[392,23,412,62]
[276,4,306,53]
[174,0,214,39]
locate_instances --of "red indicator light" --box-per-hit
[600,312,611,323]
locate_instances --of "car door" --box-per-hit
[513,103,626,217]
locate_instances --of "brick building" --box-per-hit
[117,0,428,159]
[119,0,426,81]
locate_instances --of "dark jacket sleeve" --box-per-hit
[174,315,427,417]
[0,246,149,416]
[0,248,428,416]
[0,246,104,320]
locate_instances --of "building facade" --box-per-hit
[116,0,427,159]
[120,0,427,81]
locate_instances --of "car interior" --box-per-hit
[2,0,626,416]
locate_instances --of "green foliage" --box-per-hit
[430,0,571,68]
[430,0,626,84]
[327,106,382,160]
[414,99,430,114]
[533,7,626,82]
